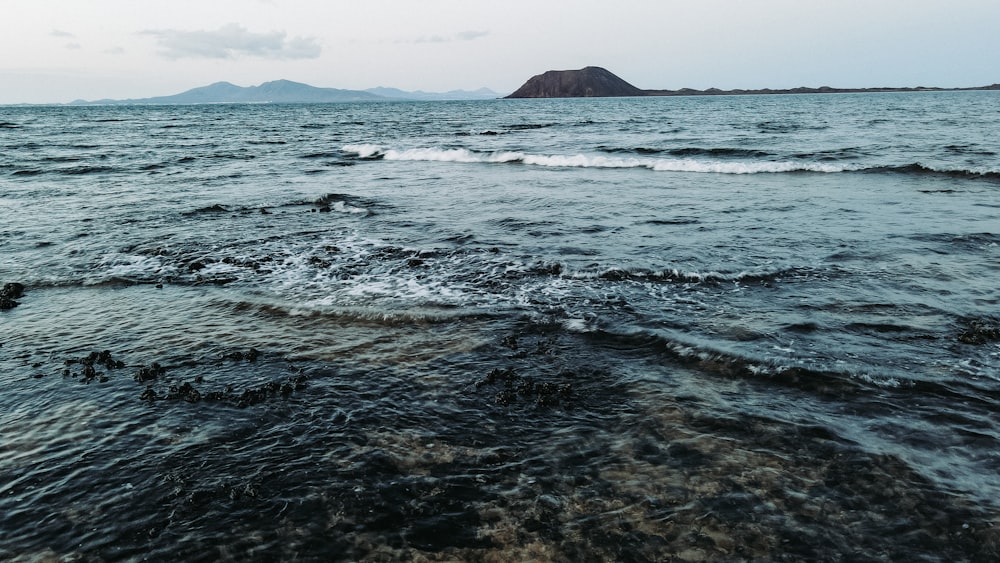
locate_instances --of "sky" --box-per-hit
[2,0,1000,104]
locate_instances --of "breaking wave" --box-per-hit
[341,145,847,174]
[341,144,1000,179]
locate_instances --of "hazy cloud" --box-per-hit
[455,30,490,41]
[50,30,75,38]
[406,30,489,44]
[64,43,82,50]
[142,23,321,60]
[413,35,448,44]
[104,46,126,55]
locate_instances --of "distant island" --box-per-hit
[506,66,1000,98]
[69,80,500,105]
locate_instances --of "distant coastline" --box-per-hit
[64,79,500,106]
[10,69,999,107]
[639,84,1000,97]
[506,66,1000,99]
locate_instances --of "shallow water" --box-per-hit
[1,94,999,560]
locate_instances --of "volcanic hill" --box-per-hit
[506,67,644,98]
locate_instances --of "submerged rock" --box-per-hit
[1,282,25,310]
[63,350,127,382]
[476,367,572,406]
[223,348,261,362]
[169,382,202,403]
[135,362,166,382]
[958,317,1000,344]
[2,282,25,298]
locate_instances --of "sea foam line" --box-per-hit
[341,144,847,174]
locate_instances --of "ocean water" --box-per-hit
[1,93,999,561]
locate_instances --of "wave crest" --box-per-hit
[870,163,1000,182]
[341,144,848,174]
[340,145,1000,180]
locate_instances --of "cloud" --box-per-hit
[406,30,490,44]
[104,46,126,55]
[413,35,448,44]
[50,30,82,50]
[455,30,490,41]
[141,23,321,60]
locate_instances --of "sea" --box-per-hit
[1,92,999,561]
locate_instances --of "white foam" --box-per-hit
[332,201,366,214]
[341,143,383,158]
[344,143,851,174]
[343,277,466,302]
[851,372,904,388]
[561,317,591,332]
[651,159,845,174]
[94,253,174,281]
[383,147,481,163]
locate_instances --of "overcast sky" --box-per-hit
[3,0,999,104]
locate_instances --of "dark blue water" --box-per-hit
[1,93,999,561]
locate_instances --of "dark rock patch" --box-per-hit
[63,350,127,382]
[140,372,307,407]
[1,282,25,310]
[45,347,308,407]
[222,348,260,362]
[500,335,518,350]
[134,349,307,407]
[221,255,274,273]
[307,256,332,268]
[135,362,166,382]
[476,367,572,407]
[187,204,230,215]
[958,317,1000,344]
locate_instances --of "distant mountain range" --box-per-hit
[507,66,1000,98]
[69,79,501,105]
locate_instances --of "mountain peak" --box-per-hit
[257,79,308,88]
